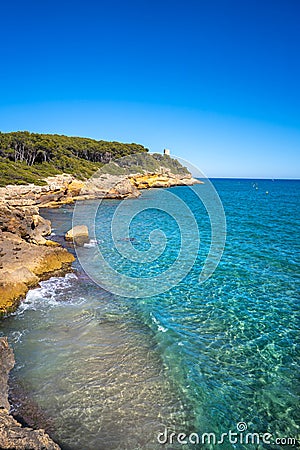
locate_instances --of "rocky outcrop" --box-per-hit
[0,338,61,450]
[0,175,84,209]
[65,225,89,246]
[0,204,51,244]
[129,171,202,189]
[0,169,200,313]
[0,230,75,314]
[0,174,141,209]
[0,204,75,315]
[0,170,201,210]
[75,174,141,201]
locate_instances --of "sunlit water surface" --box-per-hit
[0,179,299,449]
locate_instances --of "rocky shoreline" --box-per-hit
[0,204,75,315]
[0,171,199,313]
[0,170,200,314]
[0,171,200,207]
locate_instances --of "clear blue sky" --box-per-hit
[0,0,299,178]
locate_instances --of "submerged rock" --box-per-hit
[0,338,61,450]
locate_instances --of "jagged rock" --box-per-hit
[0,338,61,449]
[30,215,51,245]
[0,205,51,244]
[0,171,200,210]
[128,172,202,189]
[65,225,89,246]
[0,338,14,410]
[0,229,75,314]
[107,177,141,198]
[0,205,37,240]
[0,410,61,450]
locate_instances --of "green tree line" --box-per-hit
[0,131,148,165]
[0,131,148,185]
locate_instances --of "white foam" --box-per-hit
[10,330,27,344]
[150,313,168,333]
[16,273,79,315]
[83,239,98,248]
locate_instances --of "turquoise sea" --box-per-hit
[0,179,299,449]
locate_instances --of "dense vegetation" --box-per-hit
[0,131,189,186]
[0,131,148,185]
[99,153,189,176]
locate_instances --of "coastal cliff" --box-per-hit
[0,337,61,449]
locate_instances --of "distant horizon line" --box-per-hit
[197,177,300,181]
[0,131,298,181]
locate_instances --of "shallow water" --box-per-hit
[1,179,299,449]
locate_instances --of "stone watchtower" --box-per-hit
[164,149,170,156]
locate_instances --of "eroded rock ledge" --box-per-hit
[0,204,75,315]
[0,337,61,450]
[0,171,201,209]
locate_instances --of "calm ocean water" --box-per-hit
[0,179,299,449]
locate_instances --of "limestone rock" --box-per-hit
[44,240,60,247]
[0,410,61,450]
[0,170,200,210]
[29,214,51,244]
[0,205,36,240]
[107,177,141,198]
[5,267,39,286]
[128,172,203,189]
[0,205,51,244]
[0,229,75,314]
[65,225,89,246]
